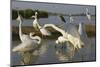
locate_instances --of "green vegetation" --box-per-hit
[12,9,48,19]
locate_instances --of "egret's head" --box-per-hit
[31,12,38,19]
[35,12,38,15]
[16,14,23,22]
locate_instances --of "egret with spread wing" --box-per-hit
[43,24,84,61]
[44,24,84,50]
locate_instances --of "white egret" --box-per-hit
[78,22,91,60]
[59,14,74,23]
[86,8,91,22]
[31,12,51,37]
[44,24,84,50]
[31,12,40,31]
[67,14,91,60]
[12,13,42,52]
[44,24,84,61]
[69,14,74,23]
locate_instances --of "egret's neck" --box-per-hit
[18,17,23,41]
[35,13,38,19]
[44,24,66,36]
[78,23,84,35]
[34,17,42,29]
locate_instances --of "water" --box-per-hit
[11,15,96,65]
[11,37,96,65]
[12,16,95,27]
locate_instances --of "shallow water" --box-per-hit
[11,37,96,65]
[12,16,95,27]
[11,15,96,65]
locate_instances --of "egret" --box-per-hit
[12,13,42,52]
[78,9,92,57]
[69,14,74,23]
[78,22,91,60]
[44,24,84,50]
[31,12,51,37]
[86,8,91,22]
[12,13,42,64]
[59,14,74,23]
[31,12,40,31]
[44,24,84,61]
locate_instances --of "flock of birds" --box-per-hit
[12,8,92,63]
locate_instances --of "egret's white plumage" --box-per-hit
[86,8,91,21]
[32,12,41,31]
[44,23,84,61]
[78,22,91,60]
[44,24,84,50]
[12,14,42,52]
[16,13,29,42]
[56,36,68,44]
[39,28,51,36]
[32,12,51,36]
[12,39,41,52]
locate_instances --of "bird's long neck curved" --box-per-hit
[44,24,66,36]
[35,13,38,21]
[30,35,41,44]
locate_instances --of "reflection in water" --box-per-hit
[12,39,48,65]
[55,42,75,62]
[20,51,38,65]
[12,37,95,65]
[12,15,96,65]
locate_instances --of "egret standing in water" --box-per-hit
[78,21,91,60]
[12,12,42,52]
[77,8,92,60]
[31,12,40,31]
[44,24,84,61]
[31,12,51,37]
[12,13,42,64]
[44,24,84,50]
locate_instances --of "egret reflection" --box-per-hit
[55,41,75,62]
